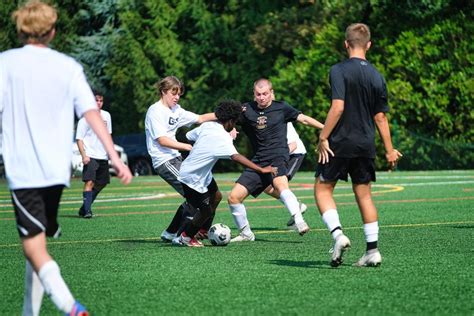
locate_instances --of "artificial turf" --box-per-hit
[0,170,472,315]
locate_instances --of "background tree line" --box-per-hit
[1,0,472,170]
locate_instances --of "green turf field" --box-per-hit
[0,170,473,315]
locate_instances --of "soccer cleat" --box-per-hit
[66,301,89,316]
[160,229,177,242]
[82,210,93,219]
[294,220,310,236]
[172,233,204,247]
[78,206,85,217]
[353,249,382,267]
[230,231,255,243]
[195,228,208,240]
[329,234,351,267]
[287,202,308,226]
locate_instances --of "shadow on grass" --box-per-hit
[115,239,161,244]
[255,238,303,244]
[267,259,334,269]
[450,225,474,229]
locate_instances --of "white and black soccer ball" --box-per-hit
[208,223,231,246]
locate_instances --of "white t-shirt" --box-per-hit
[287,122,307,155]
[76,109,112,160]
[178,122,238,193]
[145,101,199,168]
[0,45,96,189]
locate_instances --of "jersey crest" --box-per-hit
[256,115,267,129]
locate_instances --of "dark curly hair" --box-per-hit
[215,100,242,123]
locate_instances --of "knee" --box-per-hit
[227,192,241,205]
[214,190,223,204]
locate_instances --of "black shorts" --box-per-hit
[11,185,64,238]
[182,178,218,212]
[287,154,305,181]
[315,157,376,184]
[236,156,289,197]
[82,158,110,185]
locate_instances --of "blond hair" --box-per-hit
[155,76,184,97]
[253,78,273,90]
[12,0,57,44]
[345,23,371,49]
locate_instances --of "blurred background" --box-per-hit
[1,0,472,172]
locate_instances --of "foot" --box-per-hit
[230,231,255,243]
[294,220,310,236]
[353,249,382,267]
[66,301,89,316]
[161,229,177,242]
[329,234,351,267]
[195,228,208,240]
[287,202,307,226]
[82,210,93,219]
[78,206,85,217]
[172,233,204,247]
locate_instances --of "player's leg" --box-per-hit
[87,160,110,214]
[285,154,307,226]
[13,187,88,315]
[350,158,382,267]
[273,175,309,235]
[196,184,222,239]
[314,159,351,267]
[228,182,254,242]
[79,159,99,218]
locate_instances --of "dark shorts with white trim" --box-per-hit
[315,157,376,184]
[11,185,64,238]
[155,156,185,196]
[287,154,305,181]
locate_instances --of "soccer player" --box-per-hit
[76,91,112,218]
[0,1,132,315]
[263,122,308,227]
[228,78,324,242]
[314,23,402,267]
[173,100,276,247]
[144,76,217,242]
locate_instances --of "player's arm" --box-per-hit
[317,99,344,164]
[288,141,297,154]
[196,112,217,124]
[157,136,193,151]
[76,139,90,165]
[296,113,324,129]
[374,112,402,170]
[231,154,277,176]
[83,110,132,184]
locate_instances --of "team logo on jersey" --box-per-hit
[256,115,267,129]
[169,117,179,125]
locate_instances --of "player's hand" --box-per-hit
[82,156,91,165]
[386,149,402,170]
[261,165,277,175]
[111,158,133,184]
[317,139,334,164]
[184,144,193,151]
[229,128,239,140]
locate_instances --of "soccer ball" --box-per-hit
[208,223,231,246]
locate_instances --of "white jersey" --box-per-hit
[0,45,96,190]
[178,122,238,193]
[76,109,112,160]
[145,101,199,168]
[287,122,307,155]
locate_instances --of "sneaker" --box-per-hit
[353,249,382,267]
[66,301,89,316]
[82,210,93,219]
[287,202,308,226]
[329,234,351,267]
[294,220,310,236]
[78,206,85,217]
[172,233,204,247]
[161,230,177,242]
[195,228,208,240]
[230,231,255,243]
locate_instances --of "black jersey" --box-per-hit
[239,100,300,160]
[329,57,389,158]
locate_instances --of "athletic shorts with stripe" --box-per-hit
[236,156,289,198]
[155,156,185,196]
[11,185,64,238]
[315,157,376,184]
[287,154,305,181]
[82,158,110,185]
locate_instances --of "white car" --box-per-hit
[71,143,128,177]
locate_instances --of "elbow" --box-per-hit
[374,112,387,124]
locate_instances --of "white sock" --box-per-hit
[321,209,343,240]
[279,189,303,224]
[23,260,44,316]
[229,203,249,231]
[363,221,379,243]
[37,261,75,314]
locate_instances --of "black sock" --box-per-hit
[166,203,186,233]
[366,241,378,251]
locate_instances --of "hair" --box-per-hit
[92,89,104,97]
[253,78,273,91]
[155,76,184,97]
[345,23,371,48]
[12,0,57,44]
[215,100,242,123]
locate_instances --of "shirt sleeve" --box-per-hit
[186,125,201,142]
[75,118,87,140]
[71,66,97,118]
[215,137,239,159]
[177,108,199,128]
[330,64,345,100]
[146,107,168,140]
[374,76,389,114]
[283,102,301,122]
